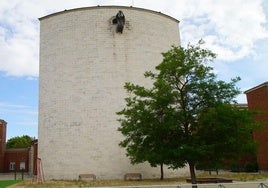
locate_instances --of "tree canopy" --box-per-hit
[6,135,33,149]
[117,41,261,184]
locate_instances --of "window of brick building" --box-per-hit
[9,162,15,170]
[20,162,25,170]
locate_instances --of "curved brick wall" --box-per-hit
[38,6,186,179]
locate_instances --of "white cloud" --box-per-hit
[0,0,267,77]
[177,0,268,61]
[0,102,29,109]
[0,102,37,115]
[0,1,40,77]
[16,121,38,126]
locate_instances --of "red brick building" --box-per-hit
[0,119,37,174]
[0,120,7,172]
[4,148,30,172]
[245,82,268,171]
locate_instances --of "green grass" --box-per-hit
[0,180,21,188]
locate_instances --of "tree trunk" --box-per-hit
[160,163,164,180]
[189,162,197,188]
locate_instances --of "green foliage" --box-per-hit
[117,82,182,179]
[6,135,33,149]
[244,162,259,172]
[196,104,261,169]
[117,40,261,182]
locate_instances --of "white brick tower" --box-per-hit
[38,6,186,180]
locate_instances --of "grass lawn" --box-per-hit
[17,172,268,187]
[0,180,21,188]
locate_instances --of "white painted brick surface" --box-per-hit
[39,6,188,180]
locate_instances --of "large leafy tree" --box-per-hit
[6,135,33,149]
[117,83,181,179]
[117,41,260,185]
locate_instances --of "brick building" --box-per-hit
[0,119,37,174]
[0,119,7,172]
[4,148,30,172]
[245,82,268,171]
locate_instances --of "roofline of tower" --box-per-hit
[39,5,180,23]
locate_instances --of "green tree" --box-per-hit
[117,82,181,180]
[195,104,259,171]
[6,135,33,149]
[117,41,261,186]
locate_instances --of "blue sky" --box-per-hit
[0,0,268,139]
